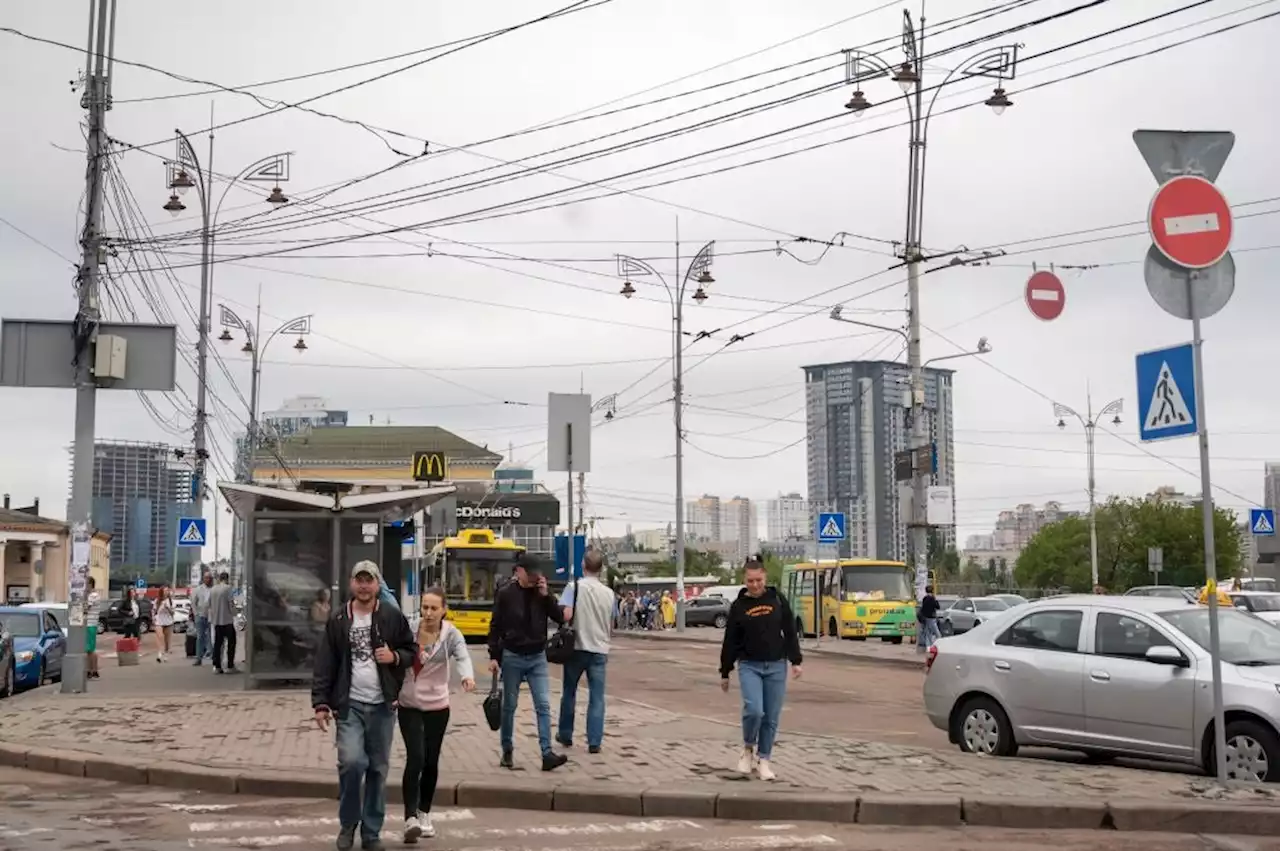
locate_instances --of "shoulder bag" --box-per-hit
[482,672,503,731]
[545,575,579,665]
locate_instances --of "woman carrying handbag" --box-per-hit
[396,587,474,843]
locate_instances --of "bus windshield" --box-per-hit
[443,551,519,602]
[842,567,912,601]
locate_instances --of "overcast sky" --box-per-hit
[2,0,1278,558]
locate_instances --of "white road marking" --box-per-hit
[1029,288,1060,302]
[80,816,151,827]
[755,823,797,830]
[0,828,52,838]
[1164,212,1220,235]
[188,809,475,832]
[162,803,237,813]
[189,834,836,850]
[445,818,703,840]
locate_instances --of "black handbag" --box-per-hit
[545,576,578,665]
[482,673,503,731]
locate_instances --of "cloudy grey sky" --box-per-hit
[2,0,1278,557]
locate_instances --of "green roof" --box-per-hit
[257,426,503,465]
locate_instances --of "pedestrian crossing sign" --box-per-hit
[1250,508,1275,536]
[817,512,846,543]
[1135,342,1197,442]
[177,516,207,547]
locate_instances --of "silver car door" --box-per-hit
[987,608,1088,745]
[1083,608,1197,760]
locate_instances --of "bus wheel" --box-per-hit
[883,636,904,645]
[850,636,867,641]
[827,617,839,638]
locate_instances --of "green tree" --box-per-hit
[926,530,961,581]
[1014,496,1241,593]
[644,548,733,582]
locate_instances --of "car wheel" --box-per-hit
[1217,719,1280,783]
[0,660,12,698]
[713,614,728,629]
[939,619,954,637]
[827,616,839,638]
[955,696,1018,758]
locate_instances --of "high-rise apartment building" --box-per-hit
[74,440,197,575]
[1265,463,1280,512]
[764,492,809,541]
[803,359,956,562]
[685,495,722,543]
[989,502,1073,551]
[721,496,758,566]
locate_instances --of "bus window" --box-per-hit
[841,566,912,601]
[797,570,815,596]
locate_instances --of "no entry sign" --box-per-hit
[1025,269,1065,321]
[1148,175,1233,269]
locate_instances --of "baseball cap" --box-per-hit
[351,560,381,580]
[513,552,543,575]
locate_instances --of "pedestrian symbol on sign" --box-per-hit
[1144,362,1192,431]
[821,517,842,538]
[816,511,846,543]
[176,516,207,547]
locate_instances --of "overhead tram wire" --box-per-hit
[120,1,1273,271]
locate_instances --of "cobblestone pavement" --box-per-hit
[2,676,1274,806]
[4,768,1274,851]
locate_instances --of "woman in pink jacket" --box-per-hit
[397,587,475,843]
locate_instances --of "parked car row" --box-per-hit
[0,606,67,696]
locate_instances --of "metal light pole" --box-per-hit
[841,10,1017,589]
[163,135,292,519]
[1054,395,1123,589]
[616,239,716,632]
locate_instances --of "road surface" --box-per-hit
[0,767,1271,851]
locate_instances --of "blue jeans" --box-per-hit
[500,652,553,756]
[558,650,607,748]
[738,660,788,759]
[195,616,211,659]
[916,617,940,652]
[336,700,395,842]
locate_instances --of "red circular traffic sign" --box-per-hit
[1148,175,1233,269]
[1025,269,1065,321]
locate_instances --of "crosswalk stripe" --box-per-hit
[188,809,475,832]
[188,834,838,850]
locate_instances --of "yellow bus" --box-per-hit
[782,560,916,644]
[424,529,524,640]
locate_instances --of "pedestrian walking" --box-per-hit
[486,552,568,772]
[84,576,102,680]
[916,584,941,655]
[120,587,141,640]
[209,572,238,674]
[397,586,474,844]
[153,585,175,663]
[556,549,613,753]
[718,558,802,782]
[191,572,214,665]
[312,560,416,851]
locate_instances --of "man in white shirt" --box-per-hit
[555,549,614,753]
[191,572,214,666]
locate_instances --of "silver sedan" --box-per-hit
[922,594,1280,782]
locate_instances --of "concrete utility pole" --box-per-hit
[64,0,118,695]
[616,233,716,632]
[840,11,1017,589]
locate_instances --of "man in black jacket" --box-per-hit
[718,559,803,782]
[312,561,416,851]
[486,552,568,772]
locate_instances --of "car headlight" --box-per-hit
[15,651,34,663]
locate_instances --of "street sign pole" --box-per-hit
[1147,546,1163,582]
[1134,129,1234,784]
[812,504,821,644]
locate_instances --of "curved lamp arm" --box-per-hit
[923,337,992,368]
[218,303,256,349]
[616,253,672,307]
[921,45,1019,139]
[829,304,909,342]
[261,314,312,358]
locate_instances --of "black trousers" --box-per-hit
[212,624,237,670]
[397,707,450,819]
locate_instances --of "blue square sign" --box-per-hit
[176,516,207,547]
[1250,508,1275,536]
[1135,342,1197,442]
[817,512,846,543]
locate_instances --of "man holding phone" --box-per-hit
[312,561,416,851]
[486,552,568,772]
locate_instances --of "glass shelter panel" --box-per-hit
[249,515,332,676]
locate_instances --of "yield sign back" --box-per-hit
[1148,175,1233,269]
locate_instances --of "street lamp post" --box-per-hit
[1054,395,1123,589]
[616,241,716,632]
[840,10,1018,592]
[163,131,292,521]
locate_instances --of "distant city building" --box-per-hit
[760,539,808,563]
[721,496,757,567]
[260,394,349,437]
[764,492,809,542]
[989,502,1074,552]
[686,495,722,544]
[964,533,995,551]
[75,440,197,575]
[1145,485,1198,507]
[632,527,671,553]
[803,359,956,562]
[1265,463,1280,513]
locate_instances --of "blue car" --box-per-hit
[0,607,67,691]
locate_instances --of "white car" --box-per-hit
[1230,591,1280,626]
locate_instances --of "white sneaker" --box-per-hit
[757,759,776,782]
[403,816,422,843]
[736,746,756,775]
[417,812,435,839]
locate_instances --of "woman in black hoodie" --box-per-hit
[718,559,803,781]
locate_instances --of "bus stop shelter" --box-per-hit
[219,480,456,686]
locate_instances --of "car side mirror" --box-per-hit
[1145,645,1188,667]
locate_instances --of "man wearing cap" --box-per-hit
[312,560,417,851]
[486,552,568,772]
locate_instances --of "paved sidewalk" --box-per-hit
[614,627,922,668]
[0,678,1271,806]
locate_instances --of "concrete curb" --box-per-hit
[3,740,1277,836]
[614,630,924,671]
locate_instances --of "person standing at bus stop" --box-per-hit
[719,559,802,781]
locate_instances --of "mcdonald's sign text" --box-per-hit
[411,451,448,482]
